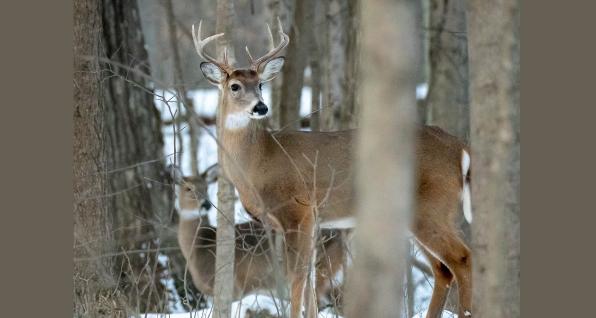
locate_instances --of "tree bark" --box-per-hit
[74,0,128,316]
[163,0,204,308]
[100,0,171,313]
[213,1,237,317]
[321,0,361,131]
[467,0,520,317]
[279,0,316,129]
[265,0,293,129]
[344,1,419,317]
[425,0,470,141]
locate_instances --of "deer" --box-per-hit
[168,165,349,312]
[192,19,474,318]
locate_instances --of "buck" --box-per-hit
[169,165,348,311]
[192,20,473,318]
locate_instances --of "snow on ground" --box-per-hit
[135,294,343,318]
[411,310,457,318]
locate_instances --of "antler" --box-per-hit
[192,20,232,73]
[245,17,290,71]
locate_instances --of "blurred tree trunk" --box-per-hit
[345,1,419,317]
[214,1,237,317]
[425,0,470,142]
[279,0,316,129]
[100,0,171,313]
[74,0,128,316]
[265,0,293,129]
[467,0,520,317]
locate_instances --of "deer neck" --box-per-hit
[177,209,211,256]
[220,112,272,183]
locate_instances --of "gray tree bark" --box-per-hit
[425,0,470,141]
[321,0,361,131]
[279,0,316,129]
[344,1,419,317]
[213,1,237,317]
[74,0,127,316]
[467,0,520,317]
[265,0,293,129]
[163,0,204,308]
[100,0,171,313]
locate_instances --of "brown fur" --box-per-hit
[195,23,472,317]
[175,174,349,308]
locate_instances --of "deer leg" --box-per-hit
[415,224,472,318]
[284,213,315,318]
[419,248,454,318]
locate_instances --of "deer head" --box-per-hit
[193,19,288,130]
[167,164,218,216]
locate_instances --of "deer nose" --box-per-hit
[200,200,212,210]
[252,101,268,116]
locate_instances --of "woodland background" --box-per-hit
[73,0,519,317]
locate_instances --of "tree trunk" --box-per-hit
[345,1,419,317]
[467,0,520,317]
[74,0,128,316]
[100,0,171,313]
[321,0,361,131]
[425,0,470,142]
[214,1,237,317]
[341,0,361,129]
[163,0,204,308]
[279,0,316,129]
[265,0,293,129]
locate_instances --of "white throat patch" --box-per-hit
[224,111,251,130]
[178,208,208,221]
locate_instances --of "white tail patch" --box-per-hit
[461,150,473,223]
[225,111,251,130]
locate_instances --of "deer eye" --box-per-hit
[259,83,263,90]
[185,187,192,192]
[230,83,241,92]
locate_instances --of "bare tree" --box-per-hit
[279,0,316,129]
[345,0,419,317]
[467,0,520,317]
[213,1,237,316]
[425,0,470,141]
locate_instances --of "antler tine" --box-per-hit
[250,17,290,71]
[192,20,229,71]
[245,46,255,64]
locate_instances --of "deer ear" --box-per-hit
[200,62,226,85]
[259,57,285,82]
[167,164,184,184]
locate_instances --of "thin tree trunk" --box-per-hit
[100,0,171,313]
[265,0,293,129]
[425,0,470,142]
[279,0,316,129]
[321,0,361,131]
[163,0,200,176]
[74,0,127,316]
[163,0,203,308]
[345,1,419,317]
[214,1,237,317]
[467,0,520,317]
[341,0,361,129]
